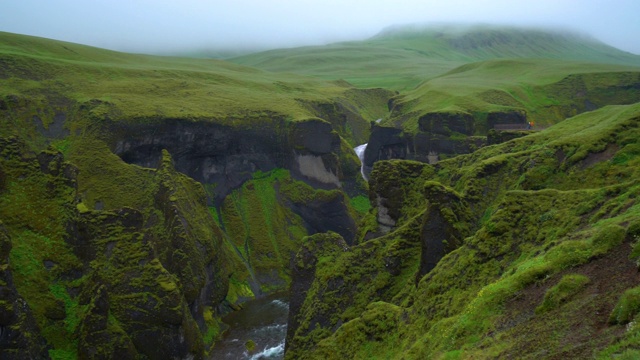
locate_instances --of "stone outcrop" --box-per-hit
[0,137,232,359]
[486,110,527,128]
[368,160,428,234]
[285,191,356,245]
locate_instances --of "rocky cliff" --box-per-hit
[0,136,235,358]
[284,103,640,359]
[363,65,640,169]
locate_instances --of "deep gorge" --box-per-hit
[2,27,640,360]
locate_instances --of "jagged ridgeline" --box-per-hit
[0,31,389,358]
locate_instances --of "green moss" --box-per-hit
[536,274,590,314]
[280,176,341,204]
[48,349,78,360]
[49,283,83,334]
[76,202,89,213]
[610,286,640,325]
[291,103,640,359]
[245,339,256,352]
[349,195,371,215]
[591,224,626,255]
[217,168,324,292]
[225,276,255,305]
[68,138,158,213]
[202,306,224,347]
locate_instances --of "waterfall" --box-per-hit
[354,143,368,181]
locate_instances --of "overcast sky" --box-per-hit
[1,0,639,55]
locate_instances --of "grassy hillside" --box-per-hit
[385,58,640,132]
[286,102,640,359]
[231,25,640,90]
[0,31,390,145]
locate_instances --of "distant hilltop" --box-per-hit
[372,23,597,41]
[371,22,631,54]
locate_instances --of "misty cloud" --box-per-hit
[1,0,639,55]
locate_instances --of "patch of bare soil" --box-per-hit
[580,144,620,169]
[494,240,640,359]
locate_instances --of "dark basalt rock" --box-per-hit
[290,118,335,154]
[33,113,70,139]
[77,285,138,360]
[487,110,527,128]
[363,122,486,178]
[112,118,288,204]
[286,194,357,245]
[0,136,230,359]
[368,160,428,233]
[111,117,344,204]
[363,124,405,168]
[0,164,5,192]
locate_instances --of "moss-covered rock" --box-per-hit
[285,232,350,357]
[416,181,473,281]
[77,285,137,360]
[418,111,476,136]
[0,222,50,359]
[0,135,236,358]
[284,103,640,359]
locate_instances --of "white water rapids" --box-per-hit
[209,294,289,360]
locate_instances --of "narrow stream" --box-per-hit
[210,293,289,360]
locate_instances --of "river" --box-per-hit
[209,293,289,360]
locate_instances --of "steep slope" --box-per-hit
[0,32,386,357]
[287,105,640,359]
[361,58,640,173]
[284,103,640,359]
[231,25,640,90]
[0,137,235,358]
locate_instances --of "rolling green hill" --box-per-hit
[384,58,640,132]
[0,31,390,145]
[230,25,640,90]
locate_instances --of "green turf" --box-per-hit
[230,25,640,90]
[0,31,389,136]
[384,58,640,132]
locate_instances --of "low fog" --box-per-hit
[2,0,639,55]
